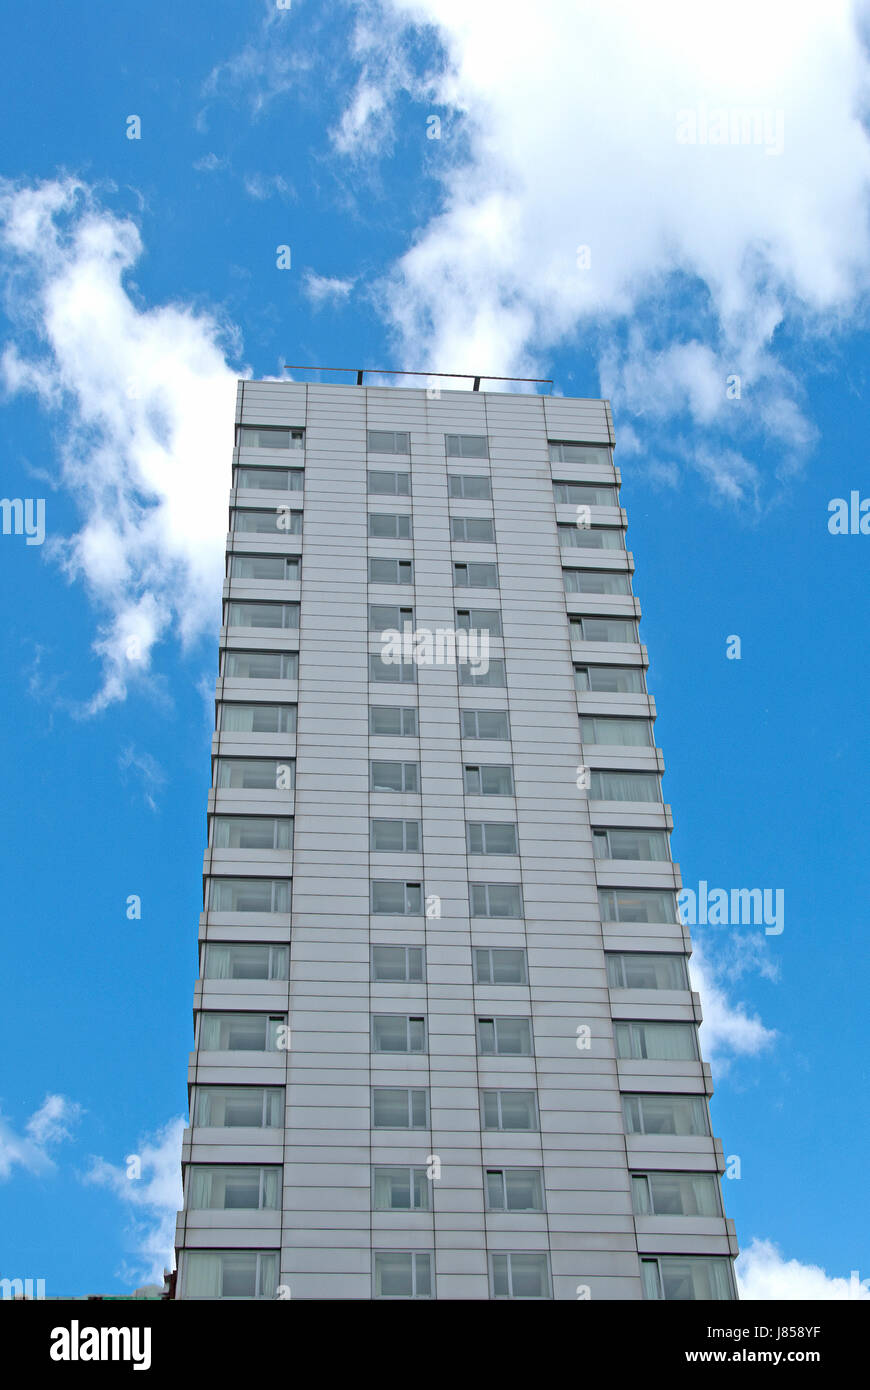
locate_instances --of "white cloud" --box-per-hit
[84,1117,185,1286]
[0,1094,83,1179]
[243,172,296,201]
[345,0,870,498]
[302,270,356,305]
[0,177,241,712]
[192,152,227,172]
[689,940,777,1073]
[737,1238,870,1299]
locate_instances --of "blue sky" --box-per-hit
[0,0,869,1297]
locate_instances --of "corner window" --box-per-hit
[238,425,304,450]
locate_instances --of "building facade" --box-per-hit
[173,379,738,1300]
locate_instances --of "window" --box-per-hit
[564,568,630,595]
[632,1172,721,1218]
[454,561,498,588]
[211,817,293,851]
[558,523,622,550]
[599,889,676,923]
[232,507,302,535]
[202,944,289,981]
[193,1086,283,1129]
[229,554,300,581]
[371,881,423,915]
[467,822,518,855]
[208,879,291,913]
[614,1021,698,1061]
[214,758,294,790]
[589,770,661,802]
[580,715,652,746]
[369,653,416,684]
[182,1250,279,1300]
[369,557,414,585]
[225,601,299,630]
[371,819,421,852]
[622,1093,710,1138]
[481,1090,538,1131]
[490,1253,551,1299]
[446,433,488,458]
[593,829,670,862]
[477,1017,532,1055]
[372,1015,426,1052]
[369,512,411,540]
[235,466,303,491]
[188,1166,281,1211]
[640,1257,735,1301]
[238,425,304,450]
[371,946,424,983]
[449,474,492,499]
[474,947,527,984]
[198,1013,286,1051]
[553,481,618,505]
[548,440,611,465]
[374,1252,432,1299]
[368,429,410,455]
[451,516,495,543]
[461,709,510,740]
[575,665,645,693]
[372,1088,428,1128]
[459,660,506,687]
[373,1167,429,1211]
[571,616,638,643]
[464,764,513,795]
[606,953,688,990]
[369,706,418,737]
[218,703,296,734]
[486,1169,545,1212]
[368,470,410,495]
[455,608,502,635]
[471,883,523,917]
[370,760,419,793]
[369,603,413,631]
[222,650,298,680]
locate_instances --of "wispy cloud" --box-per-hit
[83,1117,185,1286]
[242,172,295,202]
[302,270,356,306]
[0,1094,83,1180]
[0,177,240,713]
[199,3,306,122]
[118,745,167,812]
[192,152,227,173]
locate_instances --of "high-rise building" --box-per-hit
[173,379,738,1300]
